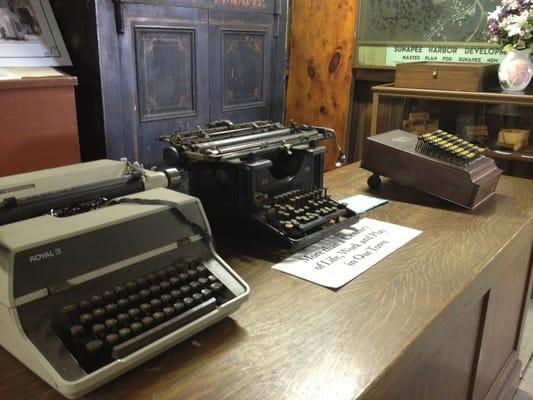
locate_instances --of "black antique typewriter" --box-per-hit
[159,120,359,250]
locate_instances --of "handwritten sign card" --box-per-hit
[272,218,422,289]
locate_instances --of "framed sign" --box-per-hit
[355,0,504,67]
[0,0,71,67]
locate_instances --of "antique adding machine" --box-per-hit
[160,120,358,250]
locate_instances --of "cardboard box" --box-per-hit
[395,62,499,92]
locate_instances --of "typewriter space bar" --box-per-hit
[112,298,217,359]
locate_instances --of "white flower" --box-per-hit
[488,5,503,20]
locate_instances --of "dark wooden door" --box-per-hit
[119,3,210,166]
[208,8,275,123]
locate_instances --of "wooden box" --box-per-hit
[497,128,530,151]
[395,62,499,92]
[0,75,80,176]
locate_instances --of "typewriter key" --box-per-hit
[70,325,84,338]
[207,275,217,283]
[142,316,155,329]
[78,299,92,312]
[183,297,195,307]
[163,306,175,318]
[80,313,94,326]
[90,295,104,307]
[153,312,165,323]
[210,282,223,292]
[128,293,140,304]
[160,281,171,291]
[139,289,151,300]
[147,273,158,284]
[92,323,106,338]
[136,277,148,288]
[114,286,126,297]
[117,298,129,309]
[196,265,208,276]
[140,303,152,314]
[61,304,78,319]
[192,293,204,302]
[104,319,118,332]
[93,308,106,320]
[189,281,200,290]
[161,294,172,304]
[170,289,182,299]
[117,313,130,325]
[179,272,189,281]
[130,322,143,334]
[125,281,137,293]
[198,277,208,287]
[128,308,141,320]
[85,340,103,353]
[201,288,212,298]
[157,270,168,280]
[118,328,132,340]
[173,302,185,313]
[106,333,120,346]
[102,289,115,301]
[180,285,191,295]
[105,303,118,314]
[150,298,162,310]
[169,276,181,287]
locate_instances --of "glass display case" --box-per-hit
[370,84,533,178]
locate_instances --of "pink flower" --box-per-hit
[507,58,531,85]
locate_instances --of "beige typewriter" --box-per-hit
[0,160,249,398]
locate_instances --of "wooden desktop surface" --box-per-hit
[0,164,532,400]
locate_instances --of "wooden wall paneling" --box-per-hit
[284,0,357,171]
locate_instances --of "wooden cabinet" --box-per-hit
[50,0,287,167]
[0,76,80,177]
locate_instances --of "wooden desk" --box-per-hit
[0,164,532,400]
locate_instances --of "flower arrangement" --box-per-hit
[487,0,533,51]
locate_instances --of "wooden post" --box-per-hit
[284,0,358,171]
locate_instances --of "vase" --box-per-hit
[498,48,533,92]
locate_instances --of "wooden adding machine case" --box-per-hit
[361,130,502,209]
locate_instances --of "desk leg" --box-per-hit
[370,93,379,136]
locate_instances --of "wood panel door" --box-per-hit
[208,6,279,123]
[119,4,210,166]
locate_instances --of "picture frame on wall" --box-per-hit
[0,0,71,67]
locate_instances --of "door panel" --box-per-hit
[209,10,273,122]
[119,4,209,166]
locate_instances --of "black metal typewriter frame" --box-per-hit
[160,121,358,250]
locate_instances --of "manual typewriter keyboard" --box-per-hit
[258,187,352,238]
[55,260,233,373]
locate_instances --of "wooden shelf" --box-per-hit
[372,83,533,107]
[484,147,533,163]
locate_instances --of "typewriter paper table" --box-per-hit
[1,164,532,400]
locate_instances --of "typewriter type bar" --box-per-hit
[160,120,357,250]
[160,120,346,165]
